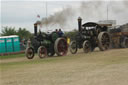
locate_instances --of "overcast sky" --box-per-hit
[1,0,128,33]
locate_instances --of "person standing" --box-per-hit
[55,29,58,33]
[58,29,64,37]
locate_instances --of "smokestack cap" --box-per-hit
[78,17,82,21]
[34,23,37,26]
[35,20,41,25]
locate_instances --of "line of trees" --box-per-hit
[1,26,32,41]
[1,26,78,42]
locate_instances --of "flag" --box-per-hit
[37,14,40,18]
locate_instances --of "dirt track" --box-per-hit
[0,48,128,85]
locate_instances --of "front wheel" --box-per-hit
[38,46,47,58]
[69,41,77,54]
[25,47,35,59]
[83,40,91,53]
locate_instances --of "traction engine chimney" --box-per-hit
[78,17,82,32]
[34,23,37,36]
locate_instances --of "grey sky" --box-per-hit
[1,1,80,33]
[1,0,128,33]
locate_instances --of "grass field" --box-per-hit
[0,54,25,59]
[0,48,128,85]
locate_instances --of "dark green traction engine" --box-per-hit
[25,23,68,59]
[69,17,111,54]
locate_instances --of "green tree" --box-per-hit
[1,26,32,41]
[1,26,17,36]
[17,28,32,41]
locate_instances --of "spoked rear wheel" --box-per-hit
[98,32,110,51]
[69,41,77,54]
[54,38,68,56]
[25,47,35,59]
[38,46,47,58]
[83,40,91,53]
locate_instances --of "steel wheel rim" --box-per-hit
[70,41,77,53]
[57,39,68,56]
[83,41,90,53]
[38,46,47,58]
[25,47,34,59]
[101,33,110,50]
[27,48,34,58]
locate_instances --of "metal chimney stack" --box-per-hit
[34,23,37,36]
[78,17,82,32]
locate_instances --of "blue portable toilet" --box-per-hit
[5,36,13,53]
[11,35,20,52]
[0,36,6,53]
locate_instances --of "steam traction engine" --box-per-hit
[70,17,110,54]
[25,22,68,59]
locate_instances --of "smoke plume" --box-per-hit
[79,1,104,20]
[39,1,128,31]
[40,7,75,27]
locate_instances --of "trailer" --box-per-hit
[110,32,128,48]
